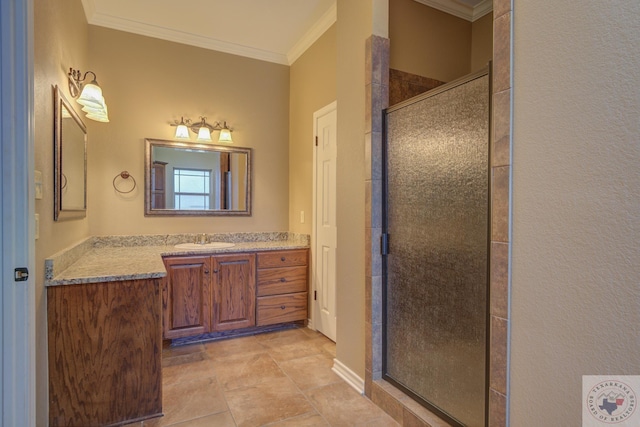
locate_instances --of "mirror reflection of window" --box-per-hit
[173,168,212,210]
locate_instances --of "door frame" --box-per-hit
[0,0,36,425]
[311,100,337,334]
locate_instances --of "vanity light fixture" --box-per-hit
[68,68,110,122]
[196,118,212,142]
[174,117,190,139]
[170,116,234,143]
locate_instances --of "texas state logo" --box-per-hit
[583,376,640,426]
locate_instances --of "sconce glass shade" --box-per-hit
[197,126,212,142]
[218,128,233,143]
[82,100,109,122]
[175,124,190,139]
[174,117,190,139]
[81,104,103,115]
[85,112,110,123]
[77,81,103,108]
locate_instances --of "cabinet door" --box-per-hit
[163,256,211,339]
[211,253,256,331]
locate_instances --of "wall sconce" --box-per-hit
[68,68,109,122]
[170,117,233,143]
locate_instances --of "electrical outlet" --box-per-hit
[300,210,305,223]
[35,214,39,240]
[34,170,43,199]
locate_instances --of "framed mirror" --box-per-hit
[54,85,87,221]
[144,138,252,216]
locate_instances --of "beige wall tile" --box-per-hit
[493,13,511,94]
[371,382,404,423]
[489,389,506,427]
[490,316,508,395]
[490,242,509,318]
[492,166,510,243]
[492,89,511,167]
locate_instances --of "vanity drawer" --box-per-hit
[257,250,308,268]
[256,292,308,326]
[257,266,308,296]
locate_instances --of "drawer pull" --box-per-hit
[280,305,286,310]
[281,257,286,262]
[280,277,286,282]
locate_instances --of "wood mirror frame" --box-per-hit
[54,85,87,221]
[144,138,252,216]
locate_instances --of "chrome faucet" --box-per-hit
[195,233,208,245]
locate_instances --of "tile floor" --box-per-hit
[125,327,399,427]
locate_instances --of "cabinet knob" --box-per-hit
[280,277,286,282]
[281,257,286,262]
[280,305,286,310]
[213,269,219,274]
[204,270,209,274]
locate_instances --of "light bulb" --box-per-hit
[197,126,212,141]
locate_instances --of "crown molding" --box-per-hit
[81,0,96,22]
[287,2,337,65]
[471,0,493,21]
[81,0,289,65]
[413,0,492,22]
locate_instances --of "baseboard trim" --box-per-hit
[332,358,365,395]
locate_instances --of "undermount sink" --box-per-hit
[174,242,235,250]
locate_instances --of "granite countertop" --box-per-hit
[45,233,309,287]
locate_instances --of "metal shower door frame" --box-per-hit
[381,66,492,427]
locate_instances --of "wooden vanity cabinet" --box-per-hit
[211,253,256,331]
[162,249,308,339]
[48,279,162,427]
[163,253,256,338]
[163,255,212,339]
[256,249,309,326]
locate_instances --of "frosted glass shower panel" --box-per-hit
[383,72,490,427]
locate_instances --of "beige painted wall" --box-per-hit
[471,13,493,73]
[335,0,374,379]
[389,0,472,82]
[511,1,640,424]
[288,24,337,235]
[87,26,290,235]
[33,0,90,424]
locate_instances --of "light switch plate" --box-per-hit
[34,170,43,199]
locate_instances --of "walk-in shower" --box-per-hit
[382,68,491,427]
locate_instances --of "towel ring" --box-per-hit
[112,171,137,194]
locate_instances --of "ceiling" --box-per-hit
[81,0,491,66]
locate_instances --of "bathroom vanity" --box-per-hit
[163,248,309,340]
[47,278,162,427]
[45,233,309,427]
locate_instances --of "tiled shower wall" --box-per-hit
[364,1,513,425]
[388,69,445,106]
[488,0,512,425]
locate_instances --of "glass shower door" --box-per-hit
[383,70,490,427]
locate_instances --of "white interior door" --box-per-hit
[313,101,337,342]
[0,0,36,425]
